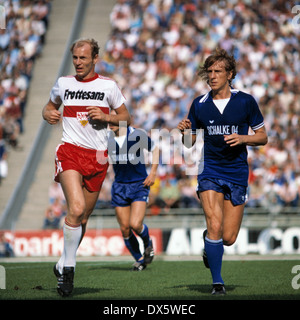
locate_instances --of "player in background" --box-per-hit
[42,38,130,296]
[177,48,267,295]
[108,112,159,271]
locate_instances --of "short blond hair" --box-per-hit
[70,38,100,59]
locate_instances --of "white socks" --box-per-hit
[57,219,82,274]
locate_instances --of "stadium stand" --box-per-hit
[1,0,300,231]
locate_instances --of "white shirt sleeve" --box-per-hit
[108,81,126,110]
[50,78,62,105]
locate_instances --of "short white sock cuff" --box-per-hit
[64,218,81,229]
[205,236,223,244]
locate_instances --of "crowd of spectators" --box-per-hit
[0,0,51,184]
[94,0,300,214]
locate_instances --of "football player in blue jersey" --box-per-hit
[108,114,159,271]
[177,48,268,295]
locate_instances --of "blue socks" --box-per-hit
[124,232,143,262]
[204,236,224,284]
[124,224,150,262]
[138,224,150,248]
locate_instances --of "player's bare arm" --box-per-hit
[143,146,159,187]
[224,126,268,147]
[42,99,61,125]
[87,103,131,126]
[177,119,196,148]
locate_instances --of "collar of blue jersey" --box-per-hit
[199,88,239,103]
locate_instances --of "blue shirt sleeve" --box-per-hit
[187,99,203,134]
[247,95,264,130]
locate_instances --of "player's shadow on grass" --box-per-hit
[87,264,133,272]
[73,287,112,297]
[50,286,109,298]
[170,284,239,294]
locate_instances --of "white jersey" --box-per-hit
[50,74,126,150]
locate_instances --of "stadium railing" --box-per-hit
[90,207,300,230]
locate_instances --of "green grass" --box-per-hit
[0,259,299,300]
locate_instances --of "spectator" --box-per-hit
[0,231,14,257]
[276,180,299,208]
[246,176,265,208]
[48,181,65,204]
[178,176,200,208]
[43,197,65,229]
[155,174,181,212]
[0,123,8,182]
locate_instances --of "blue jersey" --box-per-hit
[187,89,264,187]
[108,126,154,183]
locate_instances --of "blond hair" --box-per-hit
[70,38,100,59]
[198,48,237,86]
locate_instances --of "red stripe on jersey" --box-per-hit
[63,105,109,117]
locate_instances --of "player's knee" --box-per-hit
[120,226,131,238]
[130,222,143,234]
[68,203,85,222]
[223,234,237,246]
[207,220,223,239]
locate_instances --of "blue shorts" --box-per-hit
[197,178,247,206]
[111,180,150,207]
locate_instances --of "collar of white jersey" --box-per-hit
[75,73,99,82]
[199,88,239,103]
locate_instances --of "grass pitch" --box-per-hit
[0,258,299,300]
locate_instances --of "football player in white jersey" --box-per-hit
[42,38,130,296]
[177,48,267,295]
